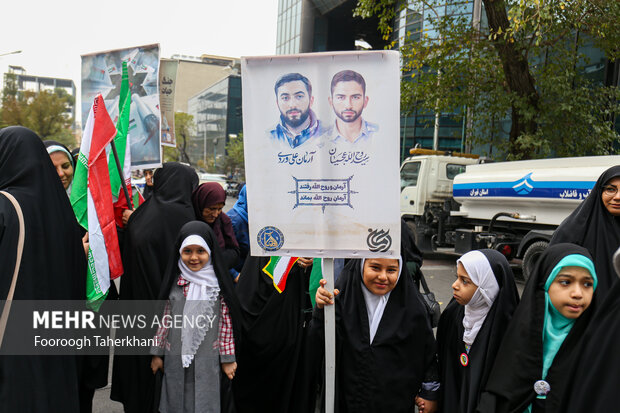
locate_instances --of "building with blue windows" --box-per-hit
[187,75,242,167]
[276,0,620,161]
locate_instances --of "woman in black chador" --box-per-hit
[477,244,598,413]
[437,249,519,413]
[550,165,620,298]
[0,127,86,412]
[232,255,314,413]
[111,162,198,413]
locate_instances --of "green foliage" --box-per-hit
[219,134,245,179]
[355,0,620,159]
[1,82,75,147]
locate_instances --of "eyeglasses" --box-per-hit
[602,185,618,196]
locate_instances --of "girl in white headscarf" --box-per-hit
[150,221,241,413]
[436,249,519,413]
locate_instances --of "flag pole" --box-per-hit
[109,140,133,210]
[324,258,336,413]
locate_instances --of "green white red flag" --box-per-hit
[70,94,123,307]
[109,61,137,226]
[262,257,299,293]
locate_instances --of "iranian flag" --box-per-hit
[71,94,123,306]
[262,257,299,293]
[109,61,137,226]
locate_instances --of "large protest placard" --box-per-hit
[242,51,401,258]
[159,58,178,147]
[81,44,162,169]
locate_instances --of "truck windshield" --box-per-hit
[447,163,467,179]
[400,161,421,190]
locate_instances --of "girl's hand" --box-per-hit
[222,361,237,380]
[82,232,89,257]
[151,356,163,374]
[121,209,134,225]
[415,396,437,413]
[315,279,339,309]
[297,257,313,269]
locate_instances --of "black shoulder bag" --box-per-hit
[418,269,441,328]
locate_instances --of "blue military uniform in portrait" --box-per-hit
[269,109,322,149]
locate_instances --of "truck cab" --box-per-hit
[400,149,479,249]
[401,150,478,216]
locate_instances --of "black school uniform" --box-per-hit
[477,244,598,413]
[437,249,519,413]
[309,259,439,413]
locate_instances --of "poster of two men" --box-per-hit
[242,51,401,259]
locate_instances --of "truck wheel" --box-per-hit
[522,241,548,282]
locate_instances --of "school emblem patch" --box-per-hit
[534,380,551,396]
[257,226,284,252]
[460,353,469,367]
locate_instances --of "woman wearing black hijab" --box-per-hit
[232,255,314,413]
[0,127,86,412]
[437,250,519,413]
[477,244,598,413]
[545,247,620,413]
[401,219,424,287]
[45,140,111,412]
[110,162,198,413]
[550,165,620,298]
[192,182,240,272]
[142,169,154,200]
[313,258,439,412]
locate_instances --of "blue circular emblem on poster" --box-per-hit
[257,226,284,251]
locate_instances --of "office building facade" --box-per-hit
[3,65,76,122]
[187,75,242,168]
[277,0,619,160]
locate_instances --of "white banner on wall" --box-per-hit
[242,51,401,258]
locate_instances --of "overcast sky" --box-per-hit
[1,0,278,109]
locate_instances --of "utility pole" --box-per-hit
[465,0,483,153]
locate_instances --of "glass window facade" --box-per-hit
[187,76,243,167]
[395,1,475,159]
[394,1,617,160]
[276,0,303,54]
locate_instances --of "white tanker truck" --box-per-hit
[400,148,620,279]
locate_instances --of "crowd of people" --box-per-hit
[0,126,619,413]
